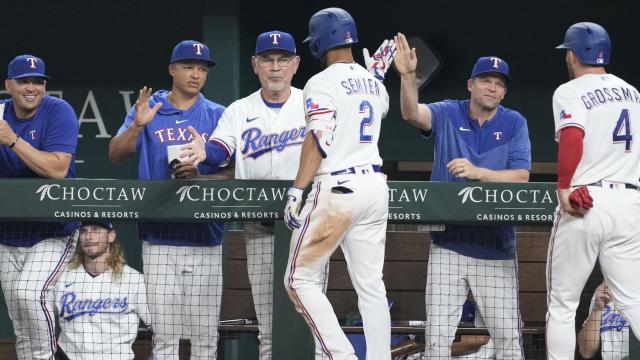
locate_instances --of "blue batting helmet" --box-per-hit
[556,22,611,65]
[304,7,358,59]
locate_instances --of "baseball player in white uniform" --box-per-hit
[547,22,640,359]
[578,281,629,360]
[187,30,309,359]
[282,8,396,360]
[52,221,151,360]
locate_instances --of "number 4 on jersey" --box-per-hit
[612,109,632,151]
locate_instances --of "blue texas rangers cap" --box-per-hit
[80,220,114,230]
[255,30,296,55]
[7,54,49,80]
[470,56,511,82]
[171,40,216,67]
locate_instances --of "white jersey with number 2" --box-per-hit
[303,62,389,173]
[553,73,640,187]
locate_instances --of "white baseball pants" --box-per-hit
[425,244,523,359]
[285,170,391,360]
[142,242,222,360]
[0,236,75,360]
[547,185,640,359]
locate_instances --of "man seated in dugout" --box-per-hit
[52,221,151,360]
[578,281,630,360]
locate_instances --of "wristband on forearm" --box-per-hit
[8,134,19,149]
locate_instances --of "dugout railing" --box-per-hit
[0,179,636,359]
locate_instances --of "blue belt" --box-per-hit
[330,165,382,176]
[586,181,639,190]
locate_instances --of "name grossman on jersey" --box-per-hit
[580,85,640,110]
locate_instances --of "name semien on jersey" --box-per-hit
[241,126,306,159]
[341,77,381,96]
[580,85,640,110]
[60,292,129,321]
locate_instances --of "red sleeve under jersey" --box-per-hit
[557,127,584,189]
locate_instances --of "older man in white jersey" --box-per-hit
[186,30,326,359]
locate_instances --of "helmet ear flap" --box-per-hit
[310,41,321,59]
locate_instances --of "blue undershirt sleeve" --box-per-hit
[204,141,230,167]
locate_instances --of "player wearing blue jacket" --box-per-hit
[109,40,225,359]
[395,33,530,359]
[0,54,79,360]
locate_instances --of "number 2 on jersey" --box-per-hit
[612,109,632,151]
[359,100,373,142]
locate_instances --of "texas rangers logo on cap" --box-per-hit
[255,30,296,55]
[26,57,37,69]
[490,57,502,69]
[192,43,205,55]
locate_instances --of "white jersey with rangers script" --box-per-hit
[304,62,389,174]
[586,294,630,360]
[210,87,306,180]
[210,87,311,359]
[553,73,640,187]
[52,265,151,360]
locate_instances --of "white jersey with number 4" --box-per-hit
[303,62,389,174]
[210,88,306,180]
[553,73,640,187]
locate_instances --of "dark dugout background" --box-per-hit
[2,0,639,178]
